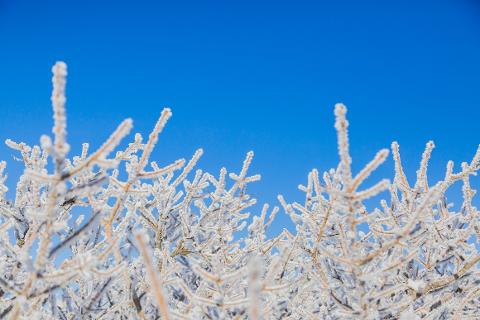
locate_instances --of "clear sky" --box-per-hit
[0,0,479,235]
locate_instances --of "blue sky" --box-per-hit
[0,0,479,235]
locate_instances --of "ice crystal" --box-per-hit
[0,62,479,319]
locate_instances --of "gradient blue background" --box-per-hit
[0,0,479,235]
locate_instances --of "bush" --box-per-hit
[0,62,479,319]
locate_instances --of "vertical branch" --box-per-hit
[0,161,7,200]
[391,141,410,190]
[334,103,352,187]
[415,141,435,191]
[51,61,69,173]
[248,256,263,320]
[135,233,170,320]
[229,151,255,194]
[137,108,172,172]
[35,62,70,269]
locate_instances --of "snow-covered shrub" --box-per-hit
[0,62,478,319]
